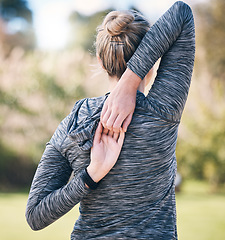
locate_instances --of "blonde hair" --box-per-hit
[96,10,150,79]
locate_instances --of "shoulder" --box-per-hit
[71,95,105,121]
[50,95,106,152]
[72,95,105,111]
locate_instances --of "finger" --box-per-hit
[105,111,118,131]
[101,108,111,129]
[103,127,109,135]
[118,130,125,146]
[100,103,108,122]
[112,113,127,133]
[93,122,103,144]
[108,129,113,138]
[113,132,119,141]
[122,113,133,132]
[102,128,109,144]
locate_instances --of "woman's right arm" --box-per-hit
[101,1,195,129]
[127,1,195,121]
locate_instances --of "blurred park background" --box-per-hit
[0,0,224,239]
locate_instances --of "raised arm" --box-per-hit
[101,1,195,130]
[128,1,195,120]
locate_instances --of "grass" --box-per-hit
[176,180,225,240]
[0,180,224,240]
[0,193,79,240]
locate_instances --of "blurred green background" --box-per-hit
[0,0,224,239]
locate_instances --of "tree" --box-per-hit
[0,0,32,22]
[68,9,114,53]
[196,0,225,83]
[0,0,35,54]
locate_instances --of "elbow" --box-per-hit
[175,1,194,24]
[25,209,45,231]
[28,223,42,231]
[26,219,40,231]
[176,1,192,13]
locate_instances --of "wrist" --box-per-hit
[86,165,104,183]
[120,68,142,90]
[81,168,99,190]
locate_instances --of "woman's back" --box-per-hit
[67,91,178,239]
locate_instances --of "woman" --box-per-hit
[26,1,195,239]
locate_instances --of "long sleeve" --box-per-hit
[25,104,91,231]
[127,1,195,121]
[25,143,90,231]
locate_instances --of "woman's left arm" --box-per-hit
[25,143,90,231]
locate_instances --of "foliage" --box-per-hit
[0,0,35,54]
[68,9,114,53]
[0,46,107,189]
[0,0,32,22]
[174,0,225,190]
[176,86,225,190]
[0,88,34,114]
[0,141,36,190]
[196,0,225,83]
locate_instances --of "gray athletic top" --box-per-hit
[26,1,195,239]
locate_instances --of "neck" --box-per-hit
[108,76,145,93]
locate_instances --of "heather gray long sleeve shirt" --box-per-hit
[26,2,195,239]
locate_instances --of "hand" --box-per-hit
[101,68,141,132]
[87,122,125,183]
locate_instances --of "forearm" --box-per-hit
[127,1,194,80]
[25,144,89,230]
[26,172,89,230]
[120,68,142,90]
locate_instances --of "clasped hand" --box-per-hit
[87,122,125,183]
[87,69,141,182]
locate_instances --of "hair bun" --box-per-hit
[104,11,134,36]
